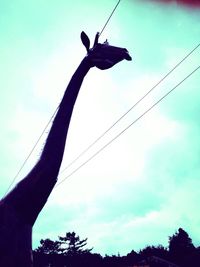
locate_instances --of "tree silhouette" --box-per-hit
[124,250,140,265]
[58,231,92,256]
[139,245,169,260]
[169,227,195,266]
[33,228,200,267]
[35,238,61,254]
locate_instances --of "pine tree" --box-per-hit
[35,238,61,254]
[58,231,92,256]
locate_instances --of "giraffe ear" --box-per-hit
[81,31,90,53]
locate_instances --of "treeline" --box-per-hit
[33,228,200,267]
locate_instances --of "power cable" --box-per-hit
[56,65,200,188]
[3,107,59,196]
[60,42,200,175]
[99,0,121,36]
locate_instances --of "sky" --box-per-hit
[0,0,200,256]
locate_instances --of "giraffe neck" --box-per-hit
[41,56,91,168]
[3,57,91,226]
[0,33,131,266]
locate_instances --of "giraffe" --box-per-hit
[0,31,131,267]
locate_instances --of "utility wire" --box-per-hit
[3,107,59,196]
[99,0,121,36]
[60,42,200,175]
[56,65,200,188]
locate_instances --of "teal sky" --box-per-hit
[1,0,200,255]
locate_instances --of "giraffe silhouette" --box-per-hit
[0,32,131,266]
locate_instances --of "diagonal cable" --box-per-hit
[56,65,200,188]
[3,107,59,196]
[99,0,121,36]
[60,42,200,175]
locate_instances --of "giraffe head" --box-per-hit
[81,31,132,70]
